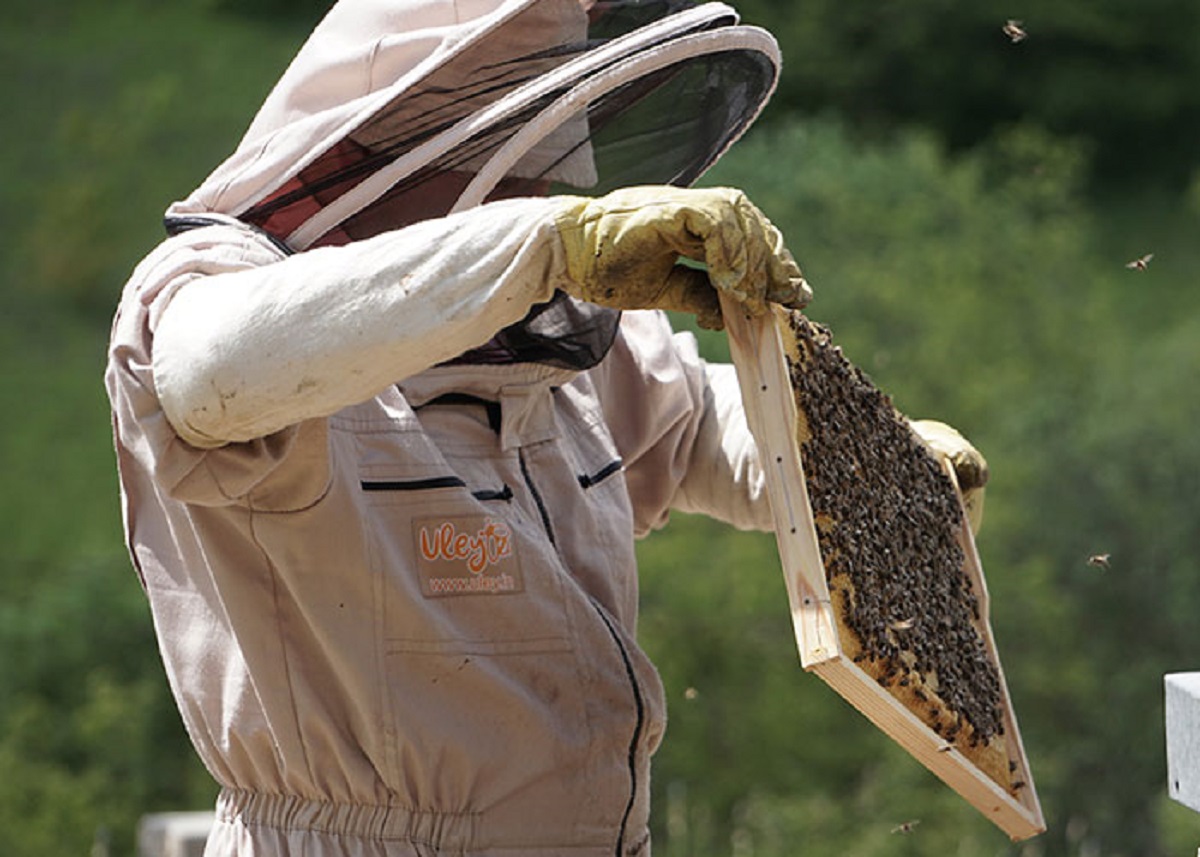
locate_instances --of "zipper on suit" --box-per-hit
[518,449,558,548]
[591,598,647,857]
[517,447,645,856]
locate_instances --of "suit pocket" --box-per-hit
[360,465,596,812]
[360,462,576,656]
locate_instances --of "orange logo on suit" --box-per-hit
[414,517,524,597]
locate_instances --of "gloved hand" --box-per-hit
[554,186,811,330]
[910,419,989,535]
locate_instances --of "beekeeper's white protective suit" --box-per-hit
[106,1,978,854]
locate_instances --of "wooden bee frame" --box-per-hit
[721,298,1045,840]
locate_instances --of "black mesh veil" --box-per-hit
[550,48,777,194]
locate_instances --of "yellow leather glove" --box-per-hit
[555,186,811,329]
[909,419,989,535]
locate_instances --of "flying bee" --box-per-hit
[889,617,916,631]
[891,820,921,835]
[1087,553,1111,570]
[1002,19,1027,43]
[1125,253,1153,271]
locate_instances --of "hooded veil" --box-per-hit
[167,0,781,367]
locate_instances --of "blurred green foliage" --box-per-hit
[3,0,1200,856]
[732,0,1200,186]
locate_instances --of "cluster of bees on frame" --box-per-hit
[783,312,1006,747]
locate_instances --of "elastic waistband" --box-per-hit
[215,789,477,848]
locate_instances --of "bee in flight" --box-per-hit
[1002,20,1028,43]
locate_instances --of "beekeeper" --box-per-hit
[106,1,983,854]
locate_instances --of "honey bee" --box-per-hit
[1002,19,1028,43]
[889,617,916,631]
[891,820,921,834]
[1126,254,1154,271]
[1087,553,1111,570]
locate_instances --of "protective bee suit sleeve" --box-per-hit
[590,311,773,536]
[673,360,771,529]
[154,185,808,452]
[153,196,569,448]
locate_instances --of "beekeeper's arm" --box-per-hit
[590,310,774,535]
[154,185,809,447]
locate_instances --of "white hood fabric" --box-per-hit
[170,0,586,222]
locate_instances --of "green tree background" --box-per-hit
[3,0,1199,854]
